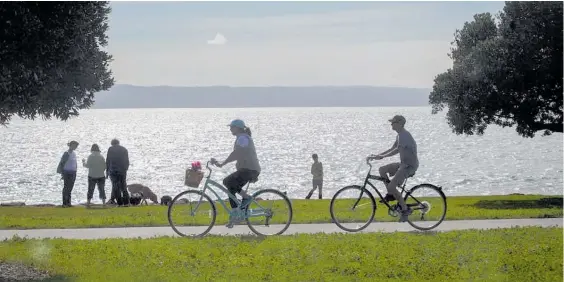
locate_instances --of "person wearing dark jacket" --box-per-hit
[105,139,130,206]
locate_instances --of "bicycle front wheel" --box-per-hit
[330,185,376,232]
[246,189,293,236]
[404,184,447,231]
[167,190,217,238]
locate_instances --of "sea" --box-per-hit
[1,107,562,205]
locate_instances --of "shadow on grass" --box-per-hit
[473,197,563,210]
[85,205,112,210]
[407,230,439,236]
[0,261,74,282]
[32,275,74,282]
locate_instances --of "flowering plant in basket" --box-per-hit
[185,161,204,187]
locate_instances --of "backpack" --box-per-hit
[56,151,70,174]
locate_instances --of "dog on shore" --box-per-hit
[127,184,159,205]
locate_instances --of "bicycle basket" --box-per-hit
[184,168,204,188]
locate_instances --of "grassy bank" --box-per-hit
[0,194,561,229]
[0,227,562,281]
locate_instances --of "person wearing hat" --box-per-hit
[57,140,79,207]
[82,144,107,206]
[211,118,261,228]
[367,115,419,222]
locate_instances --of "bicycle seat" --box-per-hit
[249,176,259,183]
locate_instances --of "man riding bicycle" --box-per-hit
[367,115,418,222]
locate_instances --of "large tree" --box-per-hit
[0,1,114,125]
[429,1,563,138]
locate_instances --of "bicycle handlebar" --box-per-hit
[365,156,380,172]
[206,157,375,177]
[206,158,222,177]
[206,160,212,176]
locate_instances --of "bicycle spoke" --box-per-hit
[404,184,447,230]
[168,190,216,237]
[330,185,376,232]
[246,189,293,236]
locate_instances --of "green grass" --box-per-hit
[0,194,561,229]
[0,227,562,281]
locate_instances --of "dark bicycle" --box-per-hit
[330,159,447,232]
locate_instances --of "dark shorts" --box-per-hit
[223,169,260,194]
[312,179,323,187]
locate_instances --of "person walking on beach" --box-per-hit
[306,153,324,199]
[105,139,130,207]
[82,144,106,206]
[57,140,79,207]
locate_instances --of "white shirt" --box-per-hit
[63,151,77,172]
[84,152,106,178]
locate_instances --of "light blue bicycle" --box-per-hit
[167,159,293,237]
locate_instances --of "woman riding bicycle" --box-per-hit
[212,119,261,211]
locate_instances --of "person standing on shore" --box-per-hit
[306,153,323,199]
[82,144,107,206]
[105,139,130,207]
[57,140,79,207]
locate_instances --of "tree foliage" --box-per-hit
[429,1,563,138]
[0,1,114,125]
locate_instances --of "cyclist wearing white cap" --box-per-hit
[212,119,261,216]
[367,115,419,222]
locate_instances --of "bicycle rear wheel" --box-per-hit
[330,185,376,232]
[404,184,447,231]
[246,189,293,236]
[167,190,217,237]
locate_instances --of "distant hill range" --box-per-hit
[91,84,431,109]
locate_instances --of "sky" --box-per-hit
[106,1,506,88]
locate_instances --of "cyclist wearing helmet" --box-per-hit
[212,119,261,226]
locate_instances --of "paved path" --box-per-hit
[1,218,561,240]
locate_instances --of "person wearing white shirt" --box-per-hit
[57,140,79,207]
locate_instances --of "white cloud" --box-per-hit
[206,33,227,45]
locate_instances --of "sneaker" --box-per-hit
[399,208,412,223]
[226,209,245,228]
[226,216,245,228]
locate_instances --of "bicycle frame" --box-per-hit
[355,160,415,210]
[191,161,266,218]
